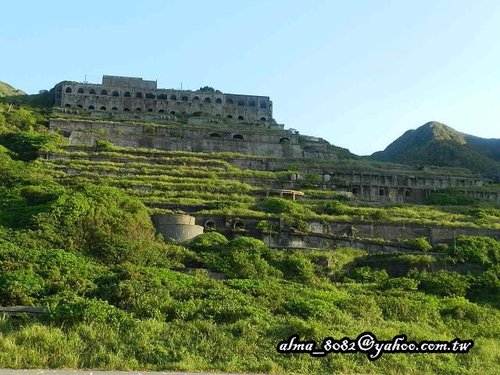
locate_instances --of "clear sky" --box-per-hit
[1,0,500,154]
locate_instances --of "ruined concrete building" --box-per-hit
[54,75,273,123]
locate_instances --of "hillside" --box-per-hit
[371,121,500,176]
[0,80,26,97]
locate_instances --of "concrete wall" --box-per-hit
[152,214,203,243]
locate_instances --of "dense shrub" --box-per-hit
[417,270,470,297]
[348,266,389,284]
[403,237,433,252]
[425,188,476,205]
[380,277,419,291]
[189,232,229,252]
[0,131,63,160]
[448,235,500,266]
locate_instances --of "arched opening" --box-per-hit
[352,187,359,195]
[237,99,244,106]
[279,137,290,144]
[147,108,153,112]
[100,106,106,111]
[145,93,155,99]
[260,117,267,121]
[249,100,256,107]
[124,91,131,97]
[65,87,72,93]
[260,102,267,109]
[170,95,177,100]
[157,94,167,100]
[237,115,244,120]
[226,98,234,104]
[379,189,385,196]
[101,89,107,95]
[111,106,118,111]
[232,219,245,230]
[170,111,176,115]
[158,109,165,113]
[136,92,143,98]
[204,97,211,103]
[210,132,221,138]
[89,89,96,95]
[205,220,216,231]
[112,91,119,97]
[227,115,233,119]
[88,105,95,110]
[135,108,142,112]
[192,96,200,102]
[64,104,71,108]
[215,113,221,117]
[181,96,188,101]
[77,104,83,109]
[233,134,243,140]
[124,108,130,112]
[405,190,411,198]
[77,88,84,94]
[215,98,222,104]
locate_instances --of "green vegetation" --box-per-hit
[0,101,499,373]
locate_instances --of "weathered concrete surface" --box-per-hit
[152,214,204,243]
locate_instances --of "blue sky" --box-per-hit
[1,0,500,154]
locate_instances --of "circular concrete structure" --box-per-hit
[152,214,204,243]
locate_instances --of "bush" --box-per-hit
[349,266,389,284]
[403,237,433,252]
[425,188,476,205]
[418,270,469,297]
[189,232,229,252]
[0,131,63,160]
[380,277,419,291]
[0,269,45,305]
[448,235,500,266]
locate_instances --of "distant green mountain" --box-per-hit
[371,121,500,176]
[0,81,26,97]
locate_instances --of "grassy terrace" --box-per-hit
[38,146,500,229]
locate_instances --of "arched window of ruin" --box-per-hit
[233,134,243,140]
[204,97,211,103]
[111,106,118,111]
[89,89,96,94]
[124,91,131,97]
[65,87,72,93]
[227,115,233,119]
[145,93,155,99]
[237,99,244,106]
[158,109,165,113]
[88,105,95,110]
[136,92,143,98]
[170,111,176,115]
[170,95,177,100]
[249,100,256,107]
[216,98,222,104]
[352,187,359,195]
[77,88,84,94]
[260,102,267,109]
[112,91,119,97]
[279,137,290,144]
[135,107,142,112]
[192,96,200,101]
[237,115,244,120]
[226,98,234,104]
[379,189,385,196]
[101,89,107,95]
[77,104,83,109]
[147,108,153,112]
[124,108,130,112]
[232,219,244,230]
[205,220,216,231]
[181,96,188,101]
[210,132,221,138]
[260,117,267,121]
[64,104,71,108]
[215,113,221,117]
[405,190,411,198]
[157,94,167,100]
[100,106,106,111]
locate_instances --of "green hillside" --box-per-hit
[371,121,500,176]
[0,80,26,97]
[0,95,499,373]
